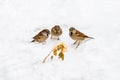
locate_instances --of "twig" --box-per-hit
[42,50,53,63]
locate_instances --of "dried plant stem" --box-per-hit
[42,50,53,63]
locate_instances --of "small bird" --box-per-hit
[69,27,94,48]
[51,25,62,40]
[32,29,50,44]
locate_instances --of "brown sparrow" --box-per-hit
[69,27,94,48]
[32,29,50,43]
[51,25,62,40]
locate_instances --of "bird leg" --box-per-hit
[42,42,44,45]
[76,41,81,48]
[51,36,52,39]
[42,41,46,45]
[57,37,59,40]
[73,41,77,45]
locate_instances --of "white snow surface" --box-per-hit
[0,0,120,80]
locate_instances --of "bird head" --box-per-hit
[69,27,76,33]
[42,29,50,37]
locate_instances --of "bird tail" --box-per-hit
[87,36,94,39]
[31,40,35,42]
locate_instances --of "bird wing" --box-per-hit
[76,30,88,38]
[33,32,42,39]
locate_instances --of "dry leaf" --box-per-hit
[42,42,67,63]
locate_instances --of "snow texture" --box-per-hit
[0,0,120,80]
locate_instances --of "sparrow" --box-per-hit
[51,25,62,40]
[69,27,94,48]
[32,29,50,44]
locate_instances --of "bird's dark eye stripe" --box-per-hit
[70,32,73,35]
[47,33,49,36]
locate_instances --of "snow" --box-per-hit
[0,0,120,80]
